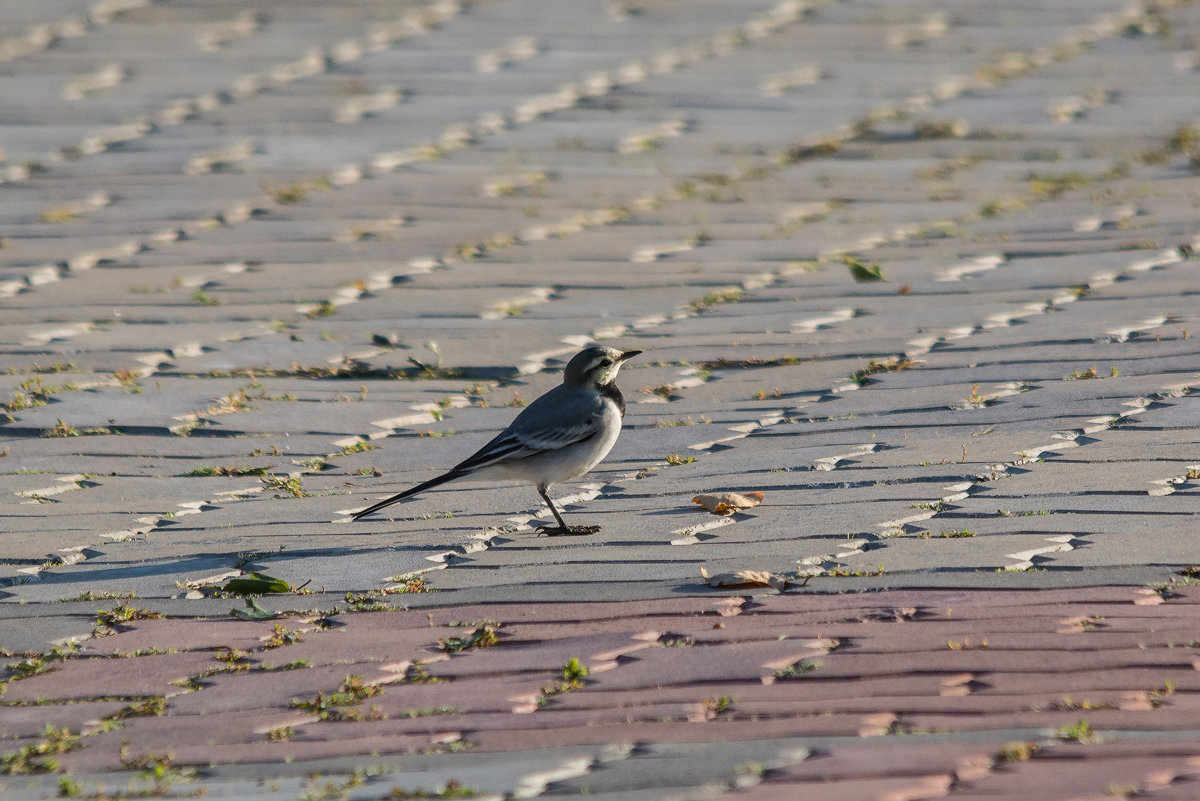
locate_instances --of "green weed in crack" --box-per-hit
[0,725,80,775]
[849,357,913,386]
[439,625,499,653]
[290,675,384,721]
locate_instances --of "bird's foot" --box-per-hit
[537,524,601,537]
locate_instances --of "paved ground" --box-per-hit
[2,0,1199,798]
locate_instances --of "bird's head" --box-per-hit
[563,346,641,388]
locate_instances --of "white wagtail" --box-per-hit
[352,346,641,535]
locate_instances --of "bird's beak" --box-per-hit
[618,350,642,362]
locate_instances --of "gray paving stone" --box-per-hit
[4,0,1200,792]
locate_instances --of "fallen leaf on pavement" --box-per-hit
[844,254,886,282]
[223,572,291,595]
[231,597,284,621]
[693,491,764,516]
[700,564,789,591]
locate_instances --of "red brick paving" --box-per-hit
[3,585,1198,797]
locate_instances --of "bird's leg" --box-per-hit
[536,484,600,536]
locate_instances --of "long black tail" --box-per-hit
[351,470,464,521]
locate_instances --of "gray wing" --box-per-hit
[451,386,604,473]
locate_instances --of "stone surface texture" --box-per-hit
[1,0,1199,798]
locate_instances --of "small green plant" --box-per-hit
[1148,679,1176,707]
[95,604,164,632]
[998,508,1050,517]
[400,665,443,684]
[266,725,295,742]
[912,220,967,239]
[995,741,1037,763]
[1167,124,1200,155]
[213,648,253,673]
[694,354,809,371]
[665,454,695,466]
[265,181,311,204]
[439,625,499,653]
[402,705,458,718]
[113,368,143,394]
[262,474,308,497]
[298,456,327,472]
[914,120,966,140]
[978,195,1028,217]
[343,591,400,612]
[540,658,589,702]
[263,624,303,649]
[645,383,676,401]
[658,635,695,647]
[704,695,734,717]
[260,659,311,671]
[119,748,194,793]
[843,254,885,282]
[207,386,262,415]
[5,390,45,412]
[5,656,52,680]
[1050,696,1115,712]
[453,240,484,261]
[1027,171,1091,198]
[60,590,137,602]
[946,638,988,650]
[1056,718,1100,743]
[688,288,742,313]
[307,300,336,318]
[41,419,79,438]
[338,440,375,456]
[773,659,822,680]
[655,416,707,427]
[384,575,432,593]
[192,290,221,306]
[562,657,588,683]
[38,206,78,224]
[109,696,168,719]
[939,529,977,538]
[57,776,83,796]
[385,780,478,798]
[187,465,270,477]
[290,675,384,721]
[0,725,80,774]
[849,357,913,386]
[781,138,840,164]
[1064,365,1116,381]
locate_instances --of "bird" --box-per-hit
[352,346,641,535]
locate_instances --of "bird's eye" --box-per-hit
[599,358,612,367]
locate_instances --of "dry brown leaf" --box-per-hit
[692,491,765,516]
[700,564,788,591]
